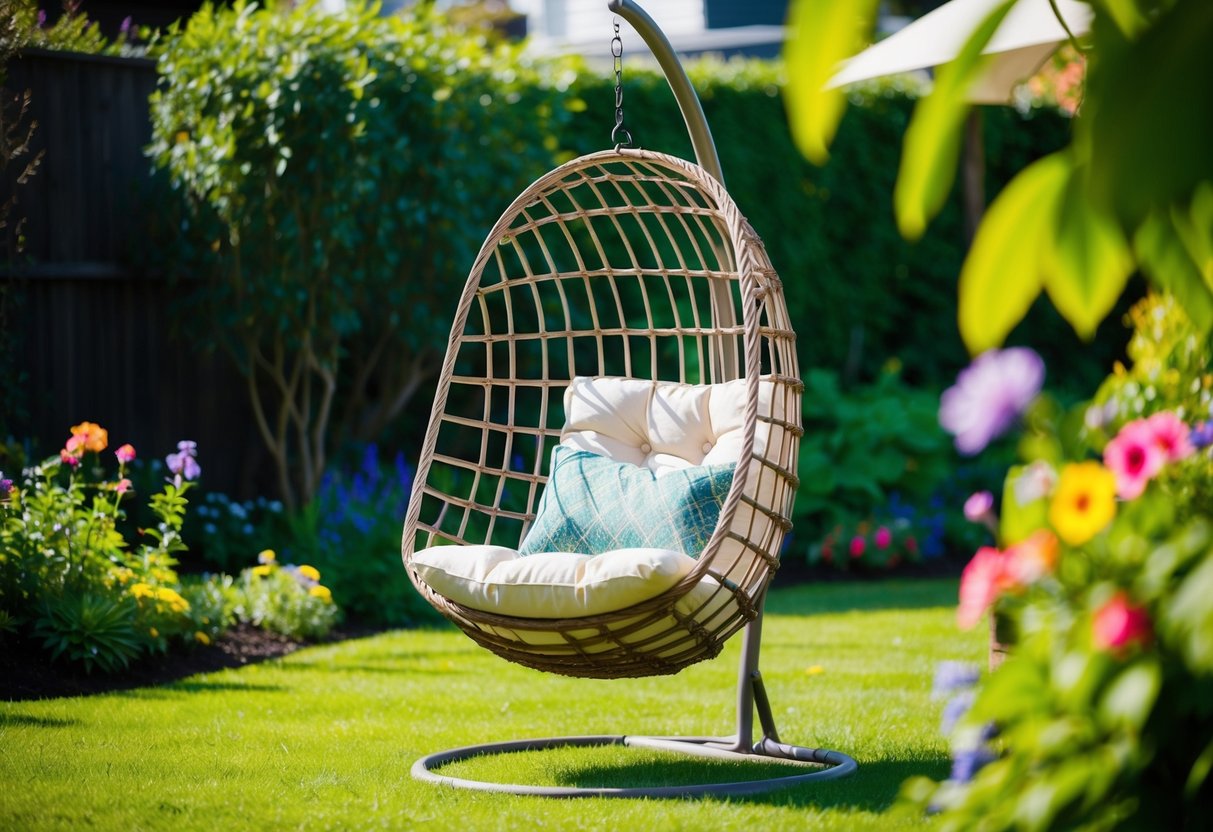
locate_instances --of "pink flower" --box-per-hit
[59,449,80,468]
[849,536,866,558]
[957,546,1013,629]
[116,478,132,494]
[1092,592,1152,652]
[963,491,995,522]
[64,434,86,455]
[1145,411,1193,463]
[874,526,892,550]
[1104,420,1165,500]
[115,444,136,464]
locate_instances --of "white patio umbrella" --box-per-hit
[827,0,1092,104]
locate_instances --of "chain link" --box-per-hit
[611,19,632,149]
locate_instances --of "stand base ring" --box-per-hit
[411,734,858,798]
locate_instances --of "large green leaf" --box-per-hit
[1041,169,1135,341]
[1086,0,1213,224]
[1135,209,1213,335]
[783,0,880,165]
[958,152,1068,353]
[893,0,1016,240]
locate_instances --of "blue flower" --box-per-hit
[932,661,980,700]
[949,745,996,784]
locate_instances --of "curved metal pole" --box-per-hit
[606,0,724,187]
[607,0,737,382]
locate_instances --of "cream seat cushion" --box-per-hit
[410,544,695,619]
[410,375,784,620]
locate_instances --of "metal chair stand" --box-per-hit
[411,609,858,797]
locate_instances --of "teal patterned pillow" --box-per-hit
[518,445,735,557]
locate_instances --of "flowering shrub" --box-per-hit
[0,424,207,672]
[229,550,339,641]
[795,367,1005,565]
[810,516,921,572]
[901,313,1213,829]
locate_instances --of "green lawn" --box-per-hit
[0,578,982,831]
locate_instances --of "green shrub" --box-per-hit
[792,367,1001,562]
[229,551,339,641]
[146,0,583,509]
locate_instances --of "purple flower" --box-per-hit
[166,440,201,484]
[939,348,1045,455]
[949,745,996,783]
[1192,420,1213,450]
[37,9,46,28]
[119,15,133,37]
[0,476,13,502]
[932,660,980,700]
[940,690,976,735]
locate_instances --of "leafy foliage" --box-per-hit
[146,0,582,509]
[784,0,1213,353]
[793,367,1003,561]
[900,298,1213,829]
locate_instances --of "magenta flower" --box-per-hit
[848,536,866,558]
[1104,420,1165,500]
[873,526,892,550]
[59,449,80,468]
[0,475,13,501]
[1092,591,1151,652]
[166,440,201,484]
[1145,411,1193,463]
[939,348,1045,455]
[115,443,136,464]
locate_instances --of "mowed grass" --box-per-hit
[0,578,982,831]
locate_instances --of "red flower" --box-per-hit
[1092,592,1152,652]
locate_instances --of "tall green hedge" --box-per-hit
[561,63,1130,391]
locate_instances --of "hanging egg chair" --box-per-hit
[401,0,856,797]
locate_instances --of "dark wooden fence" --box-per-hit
[2,48,267,496]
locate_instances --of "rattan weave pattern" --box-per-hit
[401,148,801,678]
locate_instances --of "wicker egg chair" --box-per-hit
[400,0,856,797]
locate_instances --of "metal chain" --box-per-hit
[611,19,633,149]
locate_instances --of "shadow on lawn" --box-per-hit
[0,712,79,729]
[552,754,949,810]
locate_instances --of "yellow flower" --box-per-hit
[1049,462,1117,546]
[298,564,321,583]
[194,631,212,646]
[251,564,272,578]
[308,585,332,603]
[149,627,159,638]
[805,665,825,675]
[257,549,276,565]
[130,582,154,600]
[155,586,190,614]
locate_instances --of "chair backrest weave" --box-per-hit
[401,148,802,677]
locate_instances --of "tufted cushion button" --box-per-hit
[640,442,652,454]
[702,442,713,454]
